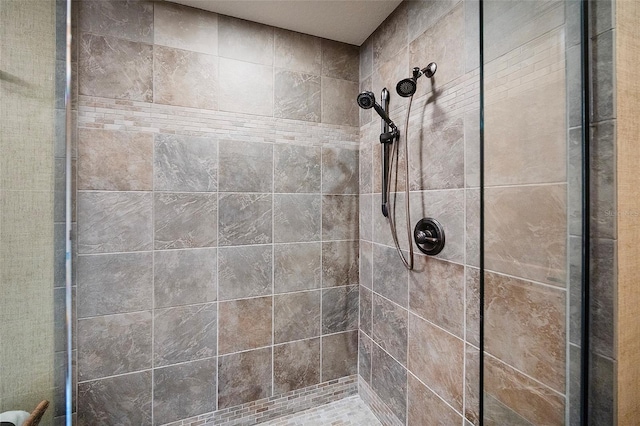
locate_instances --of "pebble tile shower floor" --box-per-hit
[259,396,381,425]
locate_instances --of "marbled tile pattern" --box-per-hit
[218,297,272,354]
[77,252,152,317]
[218,140,273,193]
[322,77,359,127]
[371,344,407,423]
[154,193,217,249]
[274,243,321,293]
[322,286,359,334]
[78,371,152,426]
[153,303,217,366]
[274,291,321,344]
[153,249,217,308]
[79,34,153,102]
[273,144,321,193]
[78,129,153,191]
[218,58,273,116]
[322,241,359,288]
[322,147,359,194]
[274,70,321,122]
[322,331,358,382]
[78,0,153,43]
[372,244,408,307]
[154,46,218,110]
[78,312,152,381]
[274,28,322,75]
[218,245,272,300]
[154,134,217,192]
[274,194,321,243]
[218,193,272,246]
[322,40,359,82]
[78,191,152,254]
[372,294,407,366]
[322,195,359,241]
[153,2,218,55]
[273,339,321,394]
[217,348,272,409]
[218,15,274,66]
[408,374,462,425]
[153,358,217,424]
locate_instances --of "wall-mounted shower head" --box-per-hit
[356,91,397,130]
[395,63,437,97]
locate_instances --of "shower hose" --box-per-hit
[386,96,414,270]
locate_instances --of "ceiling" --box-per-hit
[165,0,402,46]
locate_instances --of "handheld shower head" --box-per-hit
[356,91,397,130]
[395,63,437,97]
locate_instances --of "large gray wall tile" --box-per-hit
[218,297,272,354]
[218,348,272,409]
[322,285,359,334]
[322,195,358,241]
[274,28,322,75]
[273,144,321,193]
[372,244,408,307]
[371,343,407,423]
[274,291,321,344]
[154,134,217,192]
[274,338,321,395]
[218,140,273,193]
[218,245,272,300]
[78,311,152,381]
[218,193,272,246]
[274,243,321,293]
[372,293,408,366]
[78,191,152,254]
[154,249,217,309]
[78,0,153,43]
[218,15,274,65]
[322,147,359,194]
[154,193,217,249]
[322,241,359,287]
[321,77,359,127]
[322,40,359,81]
[77,252,152,318]
[322,331,358,381]
[274,194,321,243]
[153,303,217,366]
[153,2,218,55]
[219,58,273,116]
[274,69,321,122]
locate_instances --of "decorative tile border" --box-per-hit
[160,375,358,426]
[358,377,403,426]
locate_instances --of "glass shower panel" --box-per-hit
[481,0,583,424]
[0,0,70,423]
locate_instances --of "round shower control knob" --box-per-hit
[414,218,445,256]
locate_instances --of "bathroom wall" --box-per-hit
[0,0,57,422]
[358,1,481,424]
[73,1,360,424]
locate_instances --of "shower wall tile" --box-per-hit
[465,344,480,425]
[153,2,218,55]
[321,331,358,382]
[153,46,218,110]
[218,15,274,66]
[321,77,359,127]
[274,291,321,344]
[406,0,459,43]
[372,243,408,308]
[484,355,565,425]
[153,358,217,424]
[409,3,465,96]
[408,313,464,412]
[322,147,359,194]
[274,242,321,293]
[218,245,272,300]
[409,256,465,338]
[274,194,321,242]
[484,185,567,286]
[78,371,152,426]
[372,4,408,66]
[590,121,616,239]
[154,249,217,308]
[592,30,615,123]
[371,47,409,109]
[218,140,273,193]
[273,144,321,193]
[465,267,480,347]
[217,348,272,409]
[78,0,153,43]
[408,374,461,426]
[590,238,615,358]
[322,40,359,82]
[358,331,373,384]
[78,129,153,191]
[466,188,480,267]
[359,240,373,290]
[321,195,358,241]
[408,113,464,190]
[154,192,217,249]
[464,0,480,73]
[274,338,321,394]
[77,252,152,318]
[372,294,408,366]
[77,311,152,381]
[219,58,274,116]
[359,194,373,242]
[153,303,217,366]
[359,36,373,80]
[359,287,373,337]
[589,353,615,425]
[410,189,465,263]
[218,297,272,354]
[359,141,373,194]
[274,70,321,122]
[154,134,218,193]
[322,285,359,334]
[484,272,566,393]
[78,33,153,102]
[77,191,152,254]
[465,110,480,188]
[274,28,322,75]
[371,343,407,423]
[218,193,272,246]
[322,240,359,287]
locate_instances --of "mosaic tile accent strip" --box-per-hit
[77,96,359,148]
[259,395,381,425]
[358,377,403,426]
[159,375,358,426]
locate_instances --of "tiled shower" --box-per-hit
[1,0,621,425]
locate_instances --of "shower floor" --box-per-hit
[258,395,382,425]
